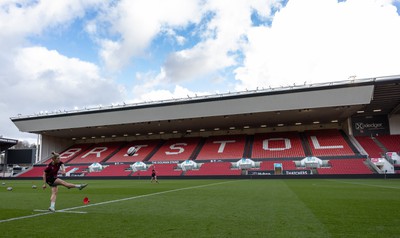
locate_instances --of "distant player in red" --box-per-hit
[151,167,159,183]
[42,152,87,212]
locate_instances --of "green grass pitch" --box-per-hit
[0,178,399,238]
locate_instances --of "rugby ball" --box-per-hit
[127,147,137,156]
[7,187,13,191]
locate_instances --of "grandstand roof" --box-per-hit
[0,137,18,152]
[10,75,400,139]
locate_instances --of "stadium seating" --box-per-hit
[21,130,395,177]
[375,135,400,152]
[17,165,89,178]
[66,142,125,164]
[149,137,201,162]
[316,159,372,174]
[185,162,241,176]
[354,136,384,158]
[41,143,94,164]
[85,164,131,177]
[251,132,306,158]
[196,135,246,160]
[67,165,90,176]
[106,140,161,163]
[131,164,182,176]
[17,166,46,178]
[305,130,355,156]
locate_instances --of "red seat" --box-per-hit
[149,138,201,162]
[107,140,161,163]
[306,130,355,156]
[196,135,246,160]
[85,164,131,177]
[317,159,372,174]
[185,162,241,176]
[67,142,124,164]
[252,132,305,158]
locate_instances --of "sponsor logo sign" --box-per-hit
[352,115,389,136]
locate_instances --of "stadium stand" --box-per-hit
[19,131,396,177]
[9,77,400,178]
[258,160,298,170]
[41,143,94,164]
[17,166,46,178]
[195,135,246,160]
[251,132,306,159]
[85,164,131,177]
[316,158,373,174]
[354,136,384,158]
[67,165,90,176]
[305,129,356,156]
[185,162,241,176]
[375,135,400,152]
[149,137,201,162]
[66,142,125,164]
[132,164,182,176]
[106,140,162,163]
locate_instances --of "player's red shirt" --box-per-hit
[44,161,63,180]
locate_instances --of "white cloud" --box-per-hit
[0,46,123,142]
[130,84,209,105]
[0,0,102,40]
[0,0,117,142]
[129,68,208,103]
[13,47,122,106]
[234,0,400,90]
[95,0,203,71]
[163,0,281,83]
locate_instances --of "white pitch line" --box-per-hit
[33,209,87,214]
[62,180,236,212]
[0,180,236,223]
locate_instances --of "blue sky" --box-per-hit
[1,0,400,143]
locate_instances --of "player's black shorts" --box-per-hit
[46,177,57,187]
[152,173,156,177]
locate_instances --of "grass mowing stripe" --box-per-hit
[288,179,400,238]
[328,179,400,189]
[263,180,330,238]
[0,180,235,224]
